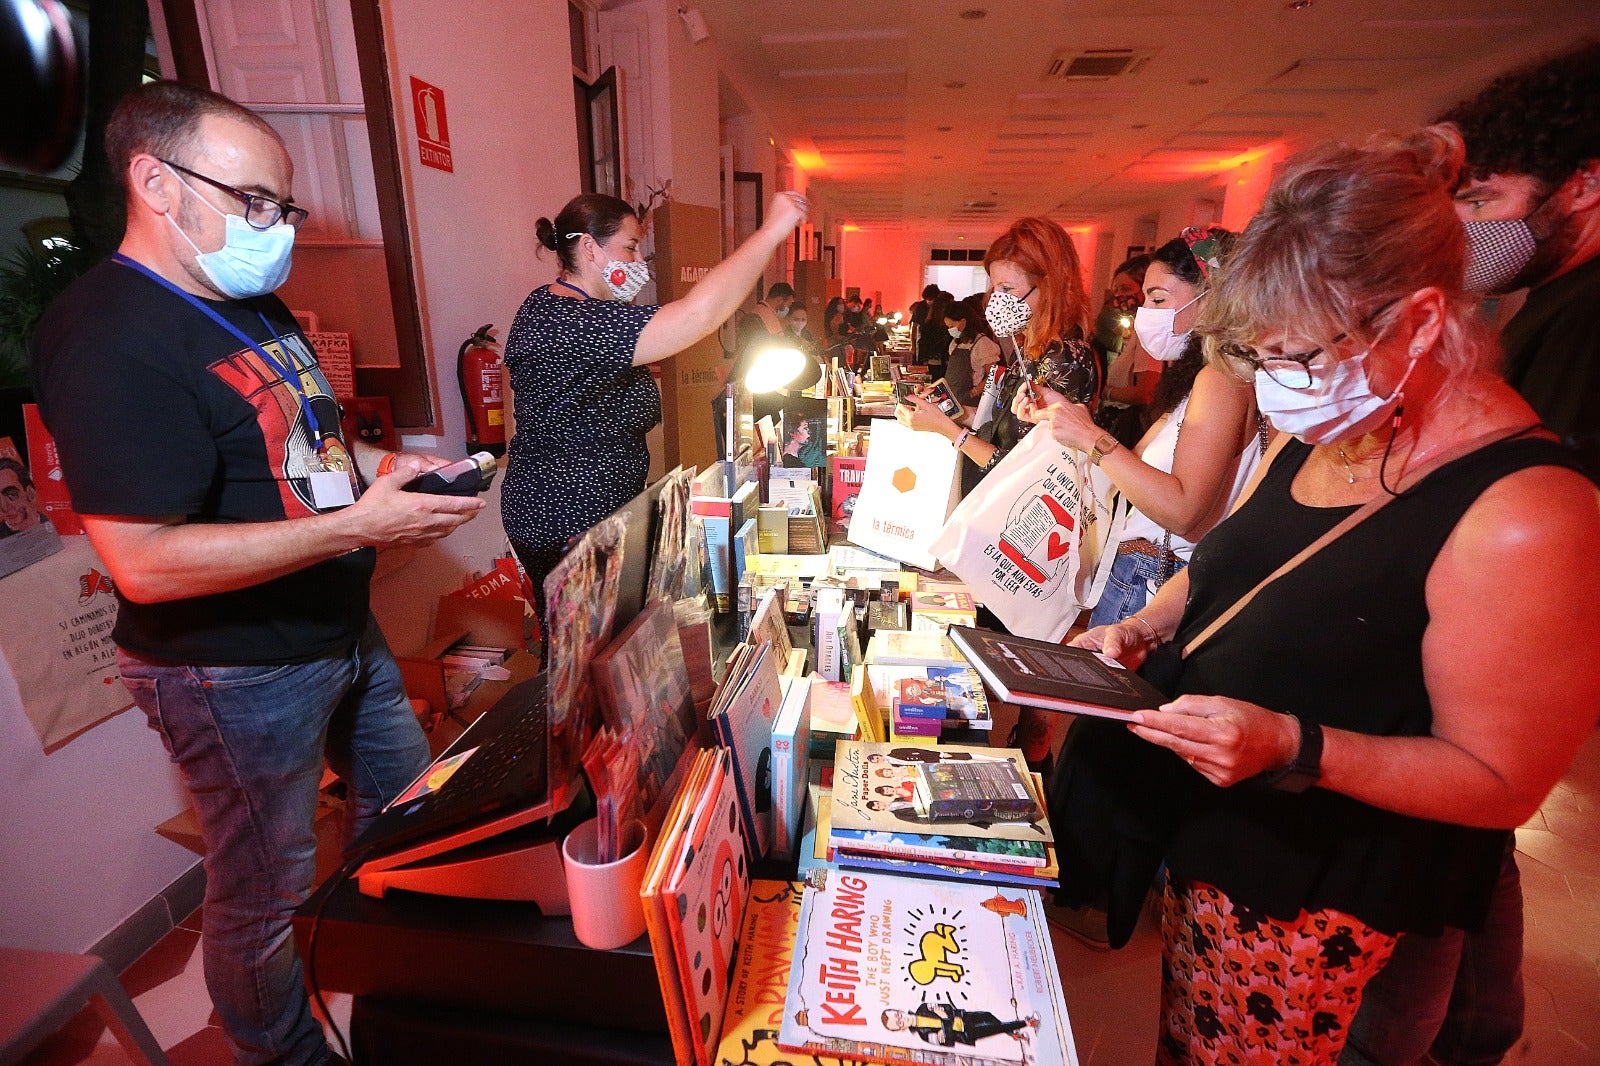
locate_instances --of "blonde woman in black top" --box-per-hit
[1059,127,1600,1065]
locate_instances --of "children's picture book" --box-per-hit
[542,514,626,811]
[715,881,872,1066]
[945,626,1166,721]
[652,748,753,1066]
[830,742,1051,843]
[588,597,700,829]
[779,869,1079,1066]
[641,748,716,1065]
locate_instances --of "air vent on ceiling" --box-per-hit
[1043,48,1155,82]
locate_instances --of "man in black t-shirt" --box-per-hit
[32,82,481,1066]
[1344,43,1600,1066]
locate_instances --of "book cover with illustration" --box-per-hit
[713,880,872,1066]
[829,454,868,532]
[589,597,700,830]
[829,742,1052,844]
[709,641,783,860]
[778,869,1079,1066]
[656,748,753,1066]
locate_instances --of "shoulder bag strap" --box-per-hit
[1180,421,1541,659]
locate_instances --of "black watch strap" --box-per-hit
[1261,715,1323,793]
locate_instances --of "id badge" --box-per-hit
[307,448,359,509]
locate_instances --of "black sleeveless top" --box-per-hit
[1161,433,1589,935]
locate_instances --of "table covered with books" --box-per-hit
[292,360,1156,1065]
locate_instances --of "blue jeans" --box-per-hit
[1341,838,1524,1066]
[118,616,430,1066]
[1087,547,1187,629]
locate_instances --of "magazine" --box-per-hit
[779,869,1079,1066]
[542,514,626,811]
[589,597,699,829]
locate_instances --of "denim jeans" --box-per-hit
[1341,837,1525,1066]
[118,615,430,1066]
[1087,547,1187,629]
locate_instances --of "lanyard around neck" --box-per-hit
[112,253,327,449]
[552,278,590,300]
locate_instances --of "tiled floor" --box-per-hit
[22,729,1600,1065]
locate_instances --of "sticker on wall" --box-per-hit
[410,76,453,173]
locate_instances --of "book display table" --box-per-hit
[292,874,674,1064]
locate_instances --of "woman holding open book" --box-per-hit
[502,189,806,638]
[1056,127,1600,1065]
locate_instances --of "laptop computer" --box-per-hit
[353,673,554,876]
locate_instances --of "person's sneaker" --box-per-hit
[1043,895,1111,950]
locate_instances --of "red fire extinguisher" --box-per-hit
[457,323,506,456]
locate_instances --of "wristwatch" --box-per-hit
[1088,432,1121,466]
[1260,715,1324,793]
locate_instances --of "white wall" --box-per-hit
[381,0,583,458]
[0,655,194,954]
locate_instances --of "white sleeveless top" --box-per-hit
[1118,396,1261,561]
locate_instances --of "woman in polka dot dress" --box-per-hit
[502,190,808,637]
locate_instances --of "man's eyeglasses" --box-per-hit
[162,159,309,231]
[1217,298,1401,390]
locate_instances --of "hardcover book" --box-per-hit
[713,880,872,1066]
[770,676,812,861]
[778,869,1079,1066]
[829,742,1051,844]
[655,748,752,1066]
[829,454,868,532]
[945,625,1166,720]
[865,630,966,669]
[708,641,784,861]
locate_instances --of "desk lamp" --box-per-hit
[724,340,823,495]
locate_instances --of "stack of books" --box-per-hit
[861,629,993,739]
[821,741,1058,890]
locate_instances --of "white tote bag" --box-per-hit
[929,426,1120,641]
[847,418,962,570]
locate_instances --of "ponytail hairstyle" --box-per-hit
[1200,125,1495,387]
[983,216,1091,358]
[535,193,639,273]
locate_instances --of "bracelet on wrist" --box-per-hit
[1129,614,1162,646]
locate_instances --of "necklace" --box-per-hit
[1334,445,1379,483]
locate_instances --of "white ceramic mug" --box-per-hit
[561,818,649,950]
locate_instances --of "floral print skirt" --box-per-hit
[1156,876,1399,1066]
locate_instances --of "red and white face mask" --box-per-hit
[602,259,651,302]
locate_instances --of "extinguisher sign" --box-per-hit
[410,76,453,172]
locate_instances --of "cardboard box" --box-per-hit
[395,596,535,730]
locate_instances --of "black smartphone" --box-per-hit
[402,452,499,496]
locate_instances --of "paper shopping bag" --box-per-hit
[929,426,1120,641]
[846,418,961,570]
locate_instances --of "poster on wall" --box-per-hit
[0,536,131,750]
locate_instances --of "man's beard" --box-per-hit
[1499,188,1576,293]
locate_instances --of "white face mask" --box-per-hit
[165,166,295,299]
[985,288,1033,338]
[1254,346,1421,445]
[1133,292,1204,362]
[602,259,651,302]
[947,326,963,340]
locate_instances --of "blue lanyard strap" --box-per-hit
[551,278,590,300]
[111,252,327,448]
